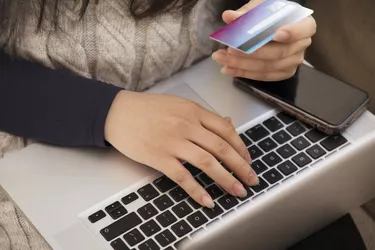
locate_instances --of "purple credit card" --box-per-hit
[210,0,313,54]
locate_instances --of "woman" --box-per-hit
[0,0,315,248]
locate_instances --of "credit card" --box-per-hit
[210,0,314,54]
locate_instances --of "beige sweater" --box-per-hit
[0,0,225,249]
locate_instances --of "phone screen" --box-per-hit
[236,65,369,126]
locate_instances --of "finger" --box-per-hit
[187,125,258,186]
[160,157,215,208]
[222,66,297,82]
[222,0,265,24]
[274,16,317,43]
[174,140,249,198]
[217,52,305,72]
[198,109,252,164]
[224,38,311,61]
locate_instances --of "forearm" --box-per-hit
[0,51,122,147]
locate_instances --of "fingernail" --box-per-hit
[275,30,290,41]
[248,170,260,186]
[245,152,252,164]
[212,52,227,63]
[233,183,247,198]
[202,194,215,209]
[220,67,227,74]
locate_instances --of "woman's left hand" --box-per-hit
[213,0,317,81]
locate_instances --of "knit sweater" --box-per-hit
[0,0,225,248]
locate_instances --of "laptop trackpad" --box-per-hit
[164,83,216,113]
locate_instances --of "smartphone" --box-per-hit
[234,65,369,135]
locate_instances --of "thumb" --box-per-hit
[222,0,265,24]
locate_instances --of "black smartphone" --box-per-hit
[234,64,370,135]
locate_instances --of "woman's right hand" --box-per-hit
[104,90,259,208]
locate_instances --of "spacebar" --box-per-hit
[100,212,142,241]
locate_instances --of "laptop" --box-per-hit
[1,58,375,250]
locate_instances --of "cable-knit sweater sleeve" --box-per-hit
[0,51,122,148]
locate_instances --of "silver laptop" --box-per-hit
[1,58,375,250]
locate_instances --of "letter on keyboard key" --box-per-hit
[110,238,130,250]
[123,229,145,247]
[276,144,297,159]
[277,161,298,176]
[291,136,311,151]
[155,229,177,247]
[137,184,159,202]
[287,122,306,136]
[251,177,269,193]
[137,203,158,220]
[272,130,292,144]
[262,152,282,167]
[172,201,193,218]
[100,212,142,241]
[258,137,278,152]
[153,194,174,211]
[306,145,326,159]
[263,169,283,185]
[153,176,177,193]
[292,152,312,168]
[248,145,264,160]
[139,239,160,250]
[169,186,189,202]
[205,184,224,200]
[140,219,161,237]
[251,161,268,175]
[245,125,270,142]
[171,220,193,237]
[202,203,224,219]
[156,211,177,227]
[218,194,239,210]
[187,211,208,228]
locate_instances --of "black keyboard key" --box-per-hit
[169,186,189,202]
[156,211,177,227]
[292,152,312,168]
[277,113,296,125]
[137,203,158,220]
[121,193,139,205]
[123,229,145,247]
[263,169,283,185]
[262,152,282,167]
[140,219,161,237]
[248,145,264,160]
[263,117,284,132]
[184,163,202,176]
[171,220,192,237]
[277,161,298,176]
[272,130,292,144]
[251,160,268,175]
[111,238,130,250]
[218,194,239,210]
[306,145,327,159]
[240,134,252,147]
[165,247,174,250]
[306,129,327,143]
[238,186,254,201]
[321,135,347,151]
[202,203,224,219]
[251,177,269,193]
[291,136,311,151]
[153,176,176,193]
[88,210,106,223]
[258,137,278,152]
[109,206,128,220]
[172,201,193,218]
[246,124,270,142]
[195,177,205,187]
[100,212,142,241]
[155,229,176,247]
[153,194,174,211]
[206,184,224,200]
[139,239,160,250]
[287,122,306,136]
[276,144,297,159]
[105,201,123,213]
[199,173,214,185]
[187,197,201,209]
[187,211,208,228]
[138,184,159,202]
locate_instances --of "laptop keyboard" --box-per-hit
[85,112,348,250]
